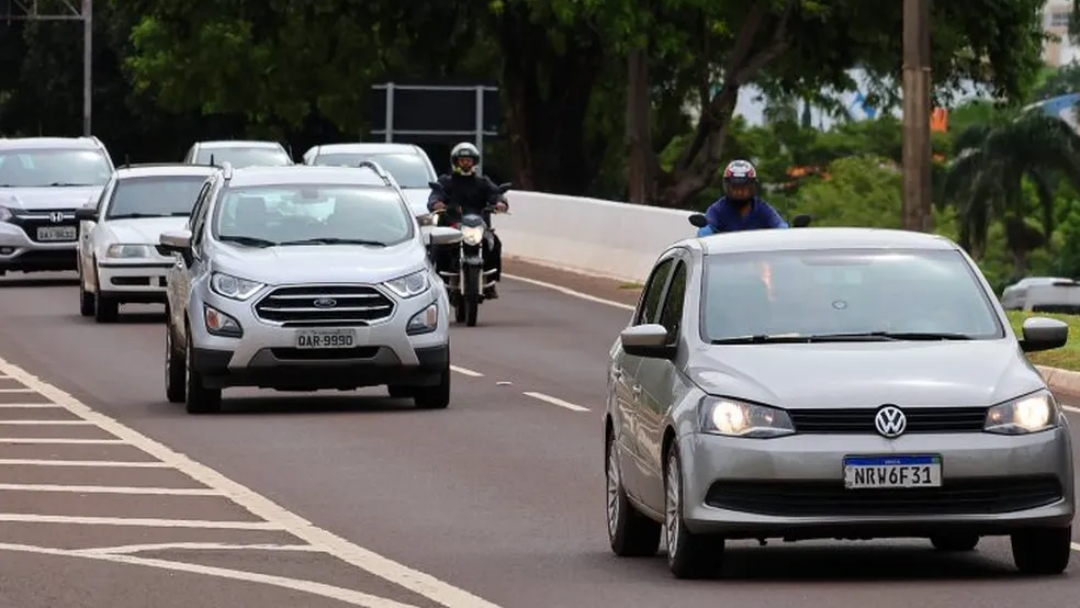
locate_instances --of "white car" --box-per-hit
[75,164,220,322]
[1001,276,1078,310]
[301,143,438,218]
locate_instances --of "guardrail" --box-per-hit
[496,191,696,283]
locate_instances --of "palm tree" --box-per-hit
[944,110,1080,280]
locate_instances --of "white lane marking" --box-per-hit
[0,483,221,496]
[504,273,635,311]
[76,542,324,556]
[0,514,281,530]
[522,391,590,412]
[1073,541,1080,552]
[0,420,92,425]
[0,388,34,393]
[0,355,505,608]
[450,365,483,377]
[0,438,125,444]
[0,543,420,608]
[0,459,170,468]
[0,403,62,408]
[1063,405,1080,414]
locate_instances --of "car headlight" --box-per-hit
[698,396,795,438]
[461,226,484,246]
[105,244,155,259]
[407,303,438,335]
[0,206,11,222]
[209,272,265,301]
[383,269,429,298]
[984,390,1059,435]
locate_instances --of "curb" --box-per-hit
[1036,365,1080,398]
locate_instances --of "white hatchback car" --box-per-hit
[76,164,219,322]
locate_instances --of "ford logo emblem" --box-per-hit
[312,298,337,308]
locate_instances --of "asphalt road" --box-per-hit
[0,263,1078,608]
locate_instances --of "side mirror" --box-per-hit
[688,213,708,228]
[497,182,513,193]
[157,229,193,264]
[1019,317,1069,353]
[75,207,97,222]
[428,226,462,246]
[620,323,676,359]
[792,214,813,228]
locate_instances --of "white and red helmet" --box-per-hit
[722,159,757,200]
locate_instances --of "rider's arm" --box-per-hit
[704,200,726,232]
[483,176,508,208]
[427,175,452,211]
[761,202,789,228]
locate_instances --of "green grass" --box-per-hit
[1006,310,1080,371]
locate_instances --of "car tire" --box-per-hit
[94,295,118,323]
[606,431,661,557]
[387,385,413,399]
[79,280,95,317]
[165,316,186,404]
[1010,526,1072,575]
[664,441,722,579]
[930,533,979,552]
[184,329,221,414]
[413,363,450,410]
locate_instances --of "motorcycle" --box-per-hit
[687,212,812,235]
[427,181,512,327]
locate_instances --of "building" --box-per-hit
[1044,0,1077,66]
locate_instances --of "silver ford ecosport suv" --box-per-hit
[158,162,462,414]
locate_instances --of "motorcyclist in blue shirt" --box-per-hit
[698,159,788,236]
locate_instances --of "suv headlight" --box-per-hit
[383,269,429,298]
[0,206,11,222]
[461,226,484,246]
[698,396,795,438]
[209,272,265,301]
[984,389,1060,435]
[105,244,154,259]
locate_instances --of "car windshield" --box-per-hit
[106,175,209,220]
[195,147,292,168]
[312,153,432,188]
[701,248,1004,342]
[212,184,413,247]
[0,148,112,187]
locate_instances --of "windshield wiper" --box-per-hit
[277,237,387,247]
[108,213,160,220]
[48,182,93,187]
[852,331,973,341]
[710,335,818,344]
[219,235,277,248]
[710,331,974,345]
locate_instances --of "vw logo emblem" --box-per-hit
[49,212,65,223]
[312,298,337,309]
[874,405,907,438]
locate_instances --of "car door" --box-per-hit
[168,180,212,335]
[632,253,690,508]
[615,254,676,500]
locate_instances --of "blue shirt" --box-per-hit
[703,197,788,233]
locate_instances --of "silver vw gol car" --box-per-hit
[157,162,462,414]
[604,227,1074,579]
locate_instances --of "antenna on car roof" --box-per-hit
[210,153,215,167]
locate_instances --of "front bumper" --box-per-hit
[0,221,77,272]
[680,427,1075,539]
[97,261,173,302]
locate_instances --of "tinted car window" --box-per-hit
[195,147,292,168]
[0,148,112,187]
[106,176,209,219]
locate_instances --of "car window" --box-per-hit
[194,147,292,168]
[658,260,687,342]
[105,176,209,219]
[700,248,1004,341]
[0,148,112,187]
[311,153,433,188]
[94,178,115,213]
[188,181,214,248]
[212,184,414,246]
[635,258,674,325]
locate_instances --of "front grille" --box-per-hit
[254,285,395,326]
[269,346,380,360]
[705,476,1063,516]
[10,209,79,244]
[788,407,988,434]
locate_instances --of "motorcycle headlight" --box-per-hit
[461,226,484,246]
[698,396,795,439]
[984,390,1059,435]
[209,272,265,301]
[383,269,430,298]
[105,244,155,259]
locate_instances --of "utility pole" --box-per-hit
[901,0,932,232]
[3,0,93,136]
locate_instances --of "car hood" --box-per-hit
[214,240,428,285]
[400,189,432,217]
[685,340,1045,408]
[103,217,189,245]
[0,186,103,210]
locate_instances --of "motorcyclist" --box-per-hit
[427,142,509,299]
[699,159,788,236]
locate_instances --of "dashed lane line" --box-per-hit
[450,365,483,377]
[0,388,35,393]
[0,459,171,468]
[1063,405,1080,414]
[0,420,93,425]
[0,483,223,496]
[0,354,505,608]
[504,273,635,311]
[0,438,126,444]
[74,542,325,556]
[522,391,590,412]
[0,403,62,408]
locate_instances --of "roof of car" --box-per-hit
[310,143,421,155]
[0,137,104,151]
[115,164,219,179]
[694,227,961,256]
[224,165,394,188]
[195,140,285,149]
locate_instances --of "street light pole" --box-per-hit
[82,0,92,136]
[901,0,932,232]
